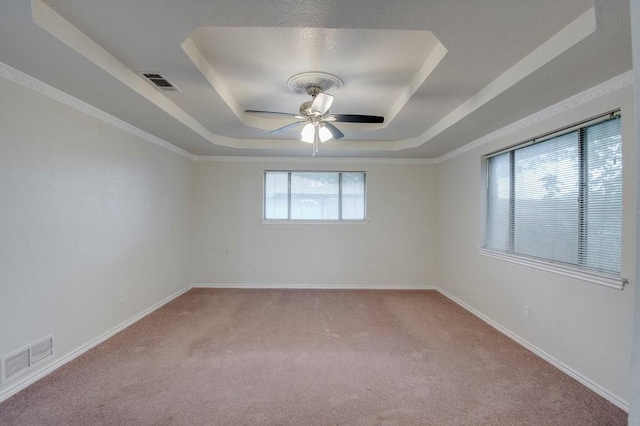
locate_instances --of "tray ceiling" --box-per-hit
[0,0,632,158]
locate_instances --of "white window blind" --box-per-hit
[484,113,622,277]
[264,171,366,221]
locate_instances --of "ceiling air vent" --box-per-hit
[140,72,181,92]
[1,335,55,384]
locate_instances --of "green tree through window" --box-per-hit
[485,114,622,276]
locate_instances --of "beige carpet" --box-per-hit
[0,289,627,425]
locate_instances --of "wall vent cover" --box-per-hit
[4,349,29,381]
[1,335,55,384]
[140,72,181,92]
[31,336,54,365]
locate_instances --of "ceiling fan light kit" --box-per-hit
[318,126,333,142]
[246,71,384,155]
[301,123,315,143]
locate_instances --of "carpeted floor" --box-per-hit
[0,289,627,425]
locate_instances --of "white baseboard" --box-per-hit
[0,284,431,402]
[434,286,629,412]
[5,284,624,414]
[193,283,436,290]
[0,285,191,404]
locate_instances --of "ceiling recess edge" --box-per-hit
[28,0,601,155]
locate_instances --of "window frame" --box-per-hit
[262,170,368,224]
[480,111,626,290]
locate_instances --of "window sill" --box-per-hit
[477,248,626,290]
[261,220,369,225]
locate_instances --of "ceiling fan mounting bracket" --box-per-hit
[287,72,343,95]
[306,86,322,97]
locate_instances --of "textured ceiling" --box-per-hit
[185,27,442,134]
[0,0,632,158]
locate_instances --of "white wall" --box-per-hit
[435,85,636,405]
[629,0,640,420]
[191,160,436,288]
[0,77,192,395]
[0,56,635,412]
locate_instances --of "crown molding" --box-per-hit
[193,155,436,164]
[396,7,597,152]
[0,60,195,160]
[3,57,631,166]
[0,60,434,165]
[435,70,634,163]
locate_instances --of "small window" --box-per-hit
[264,171,366,221]
[484,112,622,277]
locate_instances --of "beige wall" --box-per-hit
[0,77,192,394]
[435,85,636,404]
[629,0,640,420]
[1,62,636,410]
[191,160,436,288]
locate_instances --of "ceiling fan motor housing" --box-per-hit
[245,71,383,154]
[300,100,318,117]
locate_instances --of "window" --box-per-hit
[484,112,622,278]
[264,171,366,221]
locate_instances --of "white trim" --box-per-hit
[22,1,610,155]
[0,60,435,165]
[194,156,435,164]
[0,284,431,402]
[0,60,195,160]
[435,70,635,163]
[3,59,631,166]
[0,57,632,164]
[0,283,627,414]
[260,220,369,225]
[1,335,55,385]
[0,286,191,404]
[31,0,231,150]
[477,248,625,290]
[435,286,629,412]
[193,283,435,290]
[397,7,597,152]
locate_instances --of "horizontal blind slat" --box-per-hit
[484,115,622,277]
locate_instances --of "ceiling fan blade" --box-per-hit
[331,114,384,124]
[323,122,344,140]
[269,121,305,135]
[310,93,334,115]
[246,110,298,118]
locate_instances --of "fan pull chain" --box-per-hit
[313,126,320,155]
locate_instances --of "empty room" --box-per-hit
[1,0,640,424]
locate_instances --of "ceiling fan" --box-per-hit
[245,72,384,155]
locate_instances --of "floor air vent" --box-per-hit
[2,335,54,384]
[140,72,181,92]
